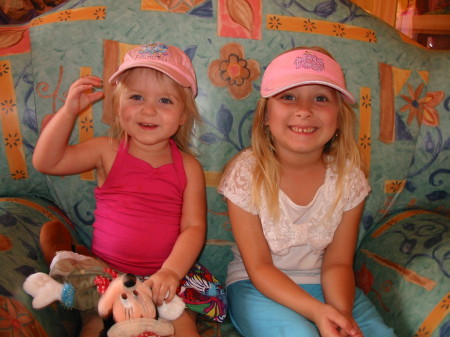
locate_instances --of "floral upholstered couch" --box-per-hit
[0,1,449,336]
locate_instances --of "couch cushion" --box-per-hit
[355,210,450,337]
[0,196,81,337]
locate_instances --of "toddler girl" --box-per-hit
[32,42,226,337]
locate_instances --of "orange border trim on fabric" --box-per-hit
[30,7,106,27]
[384,179,406,194]
[358,87,371,174]
[79,67,95,181]
[0,60,28,180]
[371,209,436,238]
[378,62,396,143]
[102,40,137,125]
[141,0,208,13]
[205,171,222,187]
[415,292,450,337]
[0,198,58,220]
[360,249,436,291]
[141,0,172,11]
[206,239,235,247]
[266,15,377,42]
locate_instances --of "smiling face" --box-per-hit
[117,68,186,151]
[266,84,340,159]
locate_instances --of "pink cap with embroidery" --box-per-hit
[260,49,355,104]
[109,42,198,97]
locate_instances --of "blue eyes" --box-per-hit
[130,94,143,101]
[279,94,329,102]
[160,98,172,104]
[314,95,328,102]
[280,94,295,101]
[128,95,172,104]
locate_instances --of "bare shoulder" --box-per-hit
[85,136,115,149]
[87,137,117,161]
[96,136,119,152]
[181,152,202,170]
[181,152,205,183]
[93,136,116,145]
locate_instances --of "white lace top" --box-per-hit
[218,149,370,285]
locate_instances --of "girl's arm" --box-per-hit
[147,154,206,305]
[321,201,365,334]
[228,199,362,337]
[33,76,105,176]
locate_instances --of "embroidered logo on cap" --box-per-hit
[136,42,169,61]
[294,51,325,72]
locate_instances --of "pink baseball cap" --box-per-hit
[109,42,198,97]
[261,49,355,104]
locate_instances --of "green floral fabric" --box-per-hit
[0,0,449,336]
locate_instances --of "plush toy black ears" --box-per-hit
[122,273,137,288]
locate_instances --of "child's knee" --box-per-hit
[172,309,200,337]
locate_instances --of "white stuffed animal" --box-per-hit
[98,273,185,337]
[23,253,185,337]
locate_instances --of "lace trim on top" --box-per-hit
[218,149,370,255]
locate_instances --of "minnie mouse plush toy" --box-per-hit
[23,254,185,337]
[98,273,185,337]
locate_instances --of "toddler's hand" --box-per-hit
[145,268,180,306]
[63,76,103,117]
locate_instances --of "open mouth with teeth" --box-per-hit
[138,122,158,129]
[290,126,316,133]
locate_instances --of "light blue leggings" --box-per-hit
[227,280,397,337]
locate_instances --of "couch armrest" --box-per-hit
[355,210,450,337]
[0,196,80,337]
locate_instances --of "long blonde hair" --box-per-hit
[251,46,365,220]
[109,67,201,155]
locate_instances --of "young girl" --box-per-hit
[32,43,226,337]
[218,47,396,337]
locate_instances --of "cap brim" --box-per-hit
[109,61,191,89]
[262,76,355,104]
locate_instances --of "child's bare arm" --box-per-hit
[33,76,104,175]
[321,201,365,336]
[228,199,362,336]
[146,154,206,305]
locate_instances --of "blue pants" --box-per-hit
[227,280,397,337]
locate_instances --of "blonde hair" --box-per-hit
[251,46,365,220]
[109,67,201,155]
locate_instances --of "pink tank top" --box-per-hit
[92,139,186,275]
